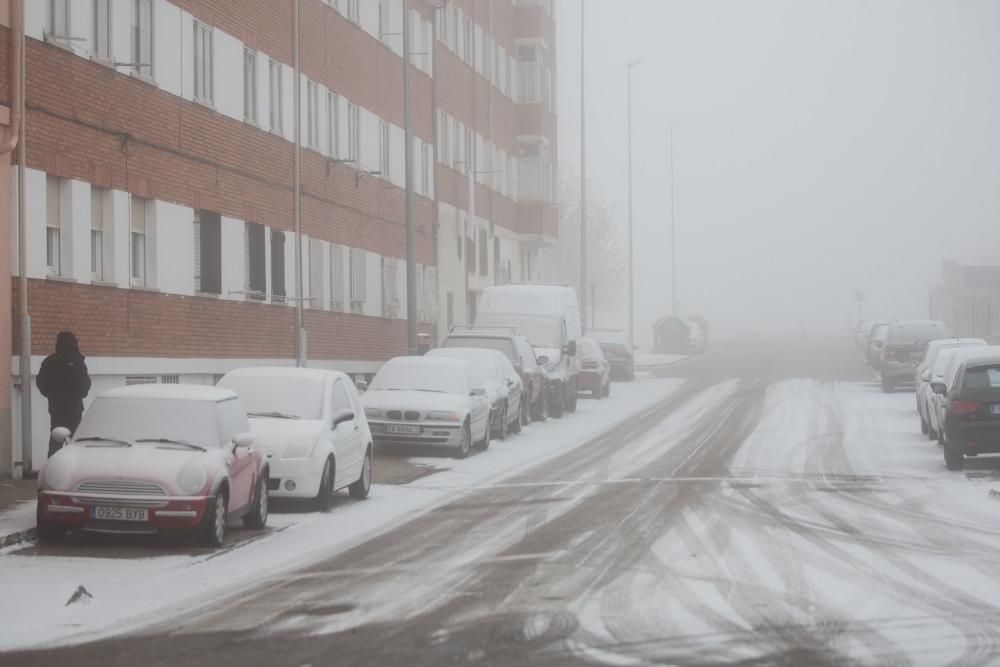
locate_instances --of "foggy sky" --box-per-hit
[557,0,1000,341]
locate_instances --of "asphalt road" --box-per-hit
[10,338,1000,666]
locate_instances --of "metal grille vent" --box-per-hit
[76,479,167,496]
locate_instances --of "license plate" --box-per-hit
[91,506,148,522]
[386,424,420,435]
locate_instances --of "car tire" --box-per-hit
[496,403,508,441]
[533,390,548,422]
[35,503,65,543]
[454,422,472,459]
[920,417,928,435]
[927,424,938,441]
[510,401,523,434]
[881,379,894,394]
[314,457,336,511]
[200,490,228,548]
[566,381,579,413]
[477,417,492,450]
[349,447,373,500]
[550,390,564,419]
[944,443,964,471]
[243,475,269,530]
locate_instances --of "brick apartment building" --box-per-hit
[0,0,559,476]
[930,260,1000,339]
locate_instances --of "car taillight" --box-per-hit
[582,360,598,369]
[950,400,982,417]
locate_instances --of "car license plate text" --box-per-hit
[91,506,148,522]
[386,424,420,435]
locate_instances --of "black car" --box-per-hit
[598,341,634,381]
[933,352,1000,470]
[441,325,549,424]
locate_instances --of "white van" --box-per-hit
[476,284,581,417]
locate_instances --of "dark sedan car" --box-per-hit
[933,352,1000,470]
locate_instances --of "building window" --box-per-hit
[346,0,360,24]
[46,0,70,41]
[327,92,339,157]
[478,229,488,276]
[45,176,62,276]
[306,81,320,149]
[349,247,367,313]
[269,58,283,133]
[382,257,400,318]
[130,196,148,287]
[243,48,257,123]
[421,142,431,195]
[193,21,214,104]
[91,187,106,281]
[378,120,390,180]
[329,244,345,311]
[244,222,266,299]
[92,0,112,61]
[347,103,360,161]
[308,239,324,309]
[271,230,286,301]
[131,0,153,79]
[194,210,221,294]
[463,15,473,64]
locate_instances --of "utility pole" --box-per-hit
[578,2,587,331]
[293,0,305,367]
[669,121,677,317]
[403,4,417,355]
[626,60,641,353]
[16,0,30,475]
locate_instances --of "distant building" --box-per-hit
[0,0,560,476]
[930,260,1000,338]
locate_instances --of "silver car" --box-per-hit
[362,356,491,459]
[880,320,950,392]
[426,347,525,440]
[915,338,987,437]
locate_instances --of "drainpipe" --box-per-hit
[0,1,29,476]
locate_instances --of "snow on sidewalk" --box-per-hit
[0,376,684,651]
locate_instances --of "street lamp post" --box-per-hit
[626,59,641,353]
[403,7,417,355]
[579,2,587,331]
[668,121,677,317]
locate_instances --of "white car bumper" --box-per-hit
[265,457,324,498]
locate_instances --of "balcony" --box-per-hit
[517,157,554,204]
[516,62,553,111]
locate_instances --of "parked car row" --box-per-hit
[855,319,1000,470]
[36,284,630,548]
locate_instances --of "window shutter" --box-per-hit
[199,211,222,294]
[90,188,104,230]
[271,230,286,298]
[131,196,146,232]
[247,222,266,295]
[46,176,60,229]
[330,244,345,310]
[193,214,202,292]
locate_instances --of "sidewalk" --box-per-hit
[0,478,38,549]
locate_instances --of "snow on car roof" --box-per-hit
[223,366,344,381]
[99,384,238,402]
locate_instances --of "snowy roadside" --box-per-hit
[0,376,685,652]
[0,501,36,549]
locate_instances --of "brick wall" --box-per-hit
[13,278,432,361]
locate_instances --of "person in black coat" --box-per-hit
[36,331,92,458]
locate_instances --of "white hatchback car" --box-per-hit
[218,367,373,509]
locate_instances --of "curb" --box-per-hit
[0,526,37,550]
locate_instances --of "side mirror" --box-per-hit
[233,432,255,448]
[931,382,947,396]
[564,340,577,357]
[470,386,487,397]
[506,377,515,387]
[51,427,71,445]
[920,370,931,382]
[355,379,368,393]
[332,408,355,428]
[536,355,549,365]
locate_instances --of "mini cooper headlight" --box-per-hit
[42,457,74,492]
[177,461,208,495]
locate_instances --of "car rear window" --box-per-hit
[963,365,1000,390]
[887,321,949,345]
[443,336,516,361]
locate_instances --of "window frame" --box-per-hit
[243,48,258,124]
[131,0,154,81]
[269,58,284,134]
[92,0,113,63]
[193,20,215,106]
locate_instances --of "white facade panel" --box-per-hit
[220,216,245,300]
[24,168,47,280]
[110,189,131,288]
[23,0,44,40]
[390,124,405,188]
[281,63,295,142]
[150,200,194,295]
[283,230,295,302]
[364,251,382,318]
[67,180,91,283]
[154,0,184,97]
[214,30,243,121]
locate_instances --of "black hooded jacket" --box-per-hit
[36,332,92,427]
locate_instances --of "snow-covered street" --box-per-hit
[5,338,1000,666]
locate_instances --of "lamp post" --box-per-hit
[293,0,305,367]
[403,6,417,355]
[579,2,587,331]
[626,59,641,353]
[668,120,678,317]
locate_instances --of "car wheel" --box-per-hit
[510,400,523,434]
[455,422,472,459]
[521,397,531,426]
[349,447,373,500]
[944,443,964,471]
[550,390,564,419]
[881,379,894,393]
[35,503,65,543]
[496,403,508,441]
[314,457,336,511]
[566,381,579,413]
[920,417,928,435]
[533,389,549,422]
[478,417,492,450]
[927,424,938,441]
[243,475,269,530]
[201,491,228,548]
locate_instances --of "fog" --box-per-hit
[558,0,1000,341]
